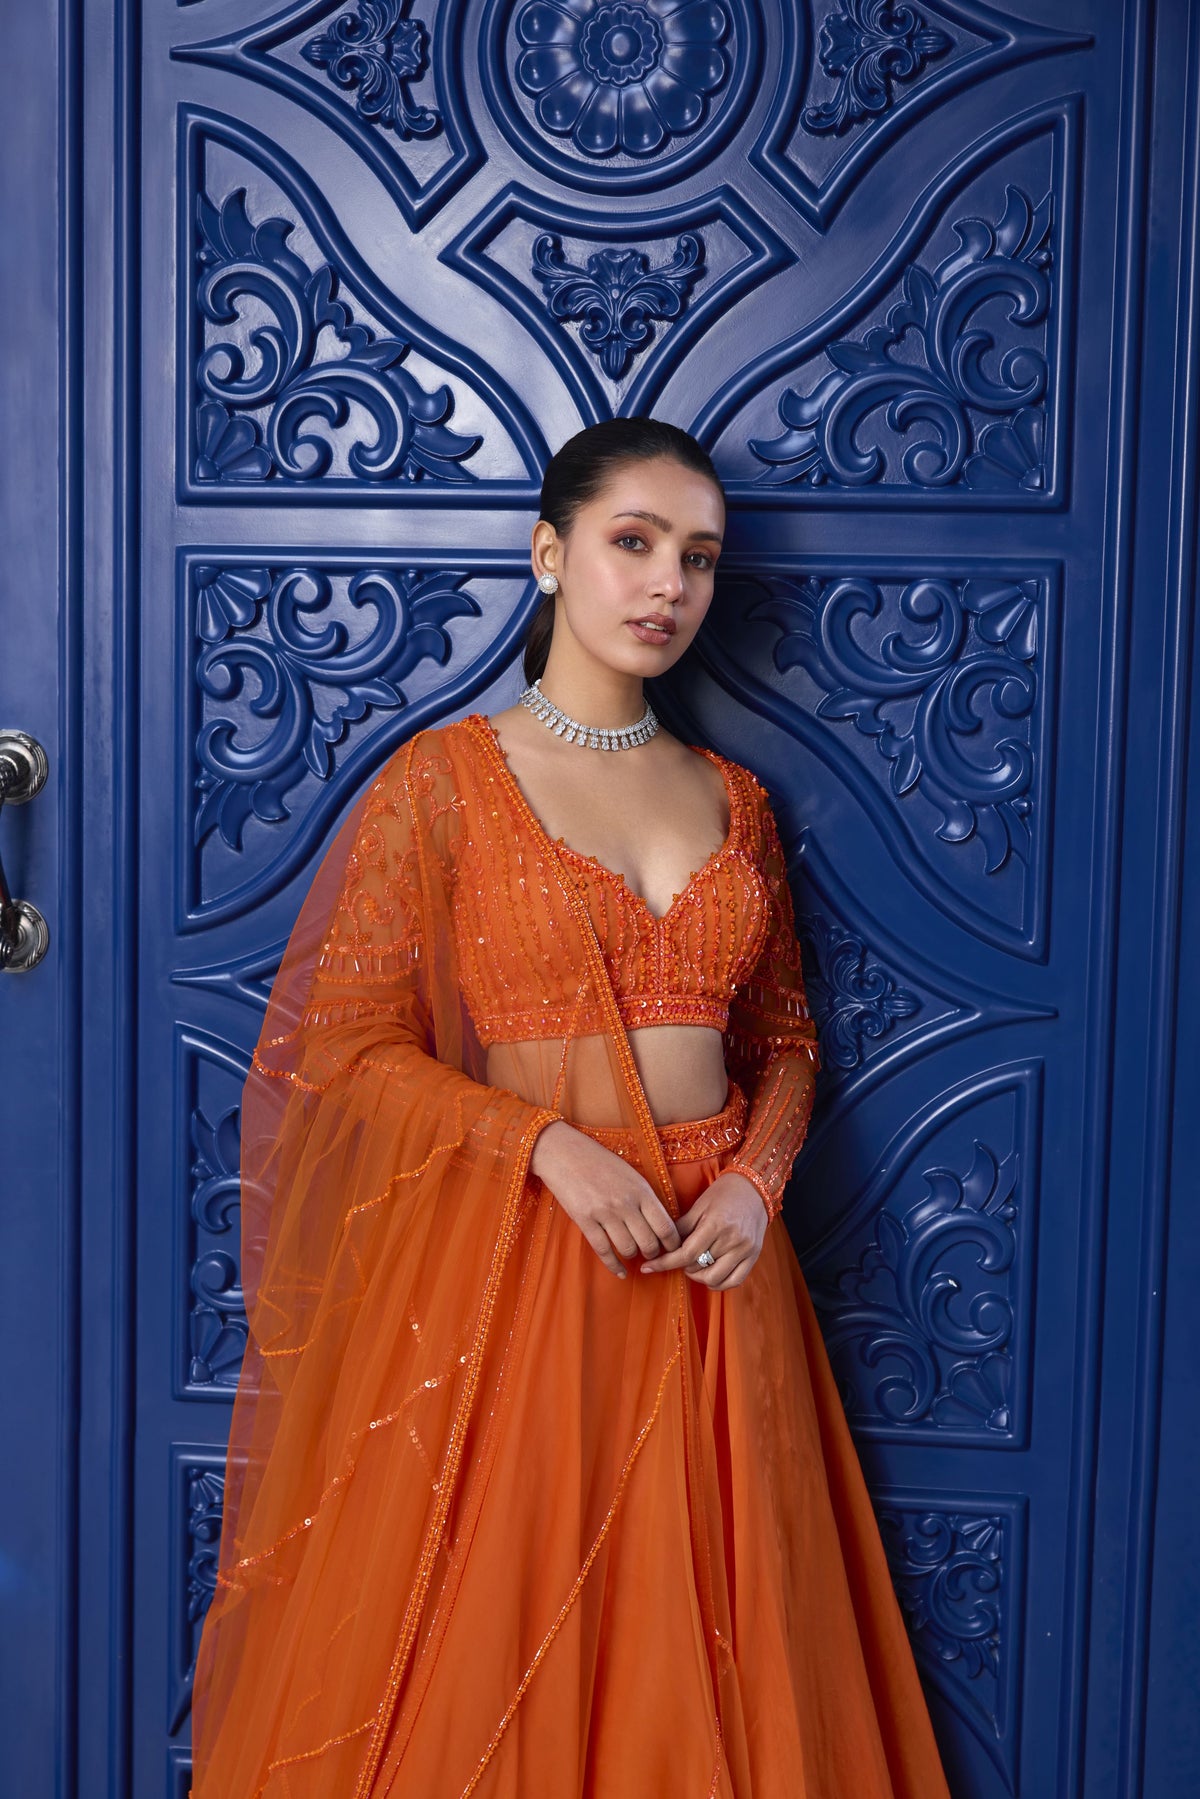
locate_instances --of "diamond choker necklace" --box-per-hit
[518,677,659,750]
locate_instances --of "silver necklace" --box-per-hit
[518,676,659,750]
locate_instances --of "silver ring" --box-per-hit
[695,1249,716,1269]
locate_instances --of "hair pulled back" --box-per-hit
[522,417,725,684]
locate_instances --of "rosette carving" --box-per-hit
[514,0,731,158]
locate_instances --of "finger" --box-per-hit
[601,1212,647,1260]
[583,1225,628,1280]
[672,1200,705,1239]
[641,1231,723,1275]
[622,1211,669,1261]
[685,1249,744,1288]
[710,1254,757,1292]
[639,1199,682,1255]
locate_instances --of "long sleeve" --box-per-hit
[297,740,562,1152]
[245,735,564,1375]
[723,792,820,1222]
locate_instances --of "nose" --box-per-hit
[648,554,686,602]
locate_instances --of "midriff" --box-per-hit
[486,1023,729,1128]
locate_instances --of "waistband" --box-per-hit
[573,1079,747,1166]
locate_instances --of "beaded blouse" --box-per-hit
[453,713,773,1043]
[447,714,821,1219]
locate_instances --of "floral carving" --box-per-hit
[876,1507,1006,1729]
[194,187,480,484]
[194,401,272,482]
[531,232,704,378]
[515,0,731,157]
[301,0,439,139]
[802,0,952,136]
[170,1466,225,1732]
[798,912,921,1070]
[748,572,1039,874]
[193,563,479,851]
[750,187,1052,491]
[188,1102,247,1391]
[810,1139,1017,1433]
[960,404,1045,493]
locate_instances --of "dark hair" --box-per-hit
[522,417,725,683]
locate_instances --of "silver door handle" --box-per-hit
[0,731,50,973]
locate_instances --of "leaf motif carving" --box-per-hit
[194,188,481,485]
[750,187,1053,491]
[188,1102,246,1391]
[169,1465,225,1733]
[810,1139,1018,1434]
[747,571,1041,875]
[301,0,439,139]
[799,912,922,1070]
[531,233,705,379]
[802,0,953,136]
[873,1501,1019,1775]
[192,565,480,852]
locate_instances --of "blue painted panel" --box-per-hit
[6,2,1198,1797]
[129,2,1200,1795]
[0,5,76,1796]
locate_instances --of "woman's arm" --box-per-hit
[721,791,821,1223]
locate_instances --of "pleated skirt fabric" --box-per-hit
[371,1106,953,1799]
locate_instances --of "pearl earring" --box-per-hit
[537,572,559,595]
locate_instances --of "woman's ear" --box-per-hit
[531,518,560,584]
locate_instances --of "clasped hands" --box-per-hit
[529,1118,767,1292]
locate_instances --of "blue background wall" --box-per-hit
[1,2,1198,1794]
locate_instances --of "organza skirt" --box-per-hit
[370,1086,952,1799]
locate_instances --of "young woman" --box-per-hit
[190,419,953,1798]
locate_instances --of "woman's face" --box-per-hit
[536,455,725,678]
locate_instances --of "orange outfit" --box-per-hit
[189,715,952,1799]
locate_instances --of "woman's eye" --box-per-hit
[613,535,714,569]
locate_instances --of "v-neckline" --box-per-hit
[467,711,739,927]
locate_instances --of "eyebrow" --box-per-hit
[610,509,723,546]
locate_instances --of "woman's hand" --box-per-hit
[638,1171,767,1291]
[530,1120,683,1279]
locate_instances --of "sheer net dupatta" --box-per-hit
[189,731,665,1799]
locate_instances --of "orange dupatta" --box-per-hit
[188,723,729,1796]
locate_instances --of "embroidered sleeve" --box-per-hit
[723,791,820,1222]
[294,742,561,1151]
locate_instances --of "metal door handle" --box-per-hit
[0,731,50,973]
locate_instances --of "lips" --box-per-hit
[628,614,676,636]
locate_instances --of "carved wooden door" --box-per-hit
[7,2,1200,1796]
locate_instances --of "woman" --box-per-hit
[190,419,953,1798]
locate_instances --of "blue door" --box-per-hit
[4,2,1199,1795]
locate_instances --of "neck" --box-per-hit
[536,642,646,728]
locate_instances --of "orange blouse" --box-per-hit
[444,714,821,1219]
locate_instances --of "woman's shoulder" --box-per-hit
[351,715,485,816]
[383,712,491,777]
[691,742,790,866]
[405,711,485,760]
[691,738,770,813]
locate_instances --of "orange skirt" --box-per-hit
[369,1089,953,1798]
